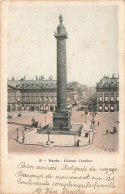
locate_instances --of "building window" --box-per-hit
[104,105,109,112]
[99,97,102,102]
[110,105,114,112]
[45,93,49,97]
[12,92,16,96]
[50,92,54,97]
[99,105,103,112]
[35,96,39,103]
[105,97,108,102]
[45,97,49,102]
[40,96,44,101]
[31,97,34,102]
[110,97,114,102]
[12,105,16,111]
[26,97,30,102]
[40,93,44,97]
[12,97,15,103]
[26,105,30,111]
[40,105,44,110]
[21,106,25,111]
[45,105,49,110]
[35,105,39,111]
[21,97,25,102]
[50,97,53,103]
[54,97,57,103]
[8,92,11,96]
[17,97,21,102]
[8,97,11,103]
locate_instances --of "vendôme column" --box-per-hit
[53,15,71,131]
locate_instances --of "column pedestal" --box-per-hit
[53,111,71,131]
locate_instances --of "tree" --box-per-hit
[49,75,53,80]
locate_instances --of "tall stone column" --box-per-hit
[53,15,71,131]
[56,15,67,111]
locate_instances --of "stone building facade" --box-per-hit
[7,79,82,112]
[96,75,119,112]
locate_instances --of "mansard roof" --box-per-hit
[8,80,57,90]
[96,76,119,89]
[8,80,73,90]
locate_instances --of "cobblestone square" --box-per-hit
[8,110,119,154]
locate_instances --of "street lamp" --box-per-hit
[81,114,83,123]
[84,110,88,123]
[90,109,97,131]
[45,115,46,124]
[88,130,91,143]
[46,128,51,144]
[17,97,21,113]
[16,128,18,140]
[22,130,25,144]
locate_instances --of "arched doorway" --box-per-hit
[45,105,49,111]
[110,105,114,112]
[104,105,109,112]
[50,105,54,112]
[21,104,25,111]
[35,105,39,111]
[26,105,30,111]
[31,106,34,111]
[98,105,103,112]
[40,105,44,111]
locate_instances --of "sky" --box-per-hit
[7,2,119,86]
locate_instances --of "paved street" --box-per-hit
[8,110,119,154]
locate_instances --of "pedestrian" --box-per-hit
[98,121,99,126]
[113,127,117,134]
[25,126,26,131]
[106,129,108,135]
[77,139,80,147]
[16,128,18,140]
[31,117,35,123]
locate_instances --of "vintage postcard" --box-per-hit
[0,0,125,194]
